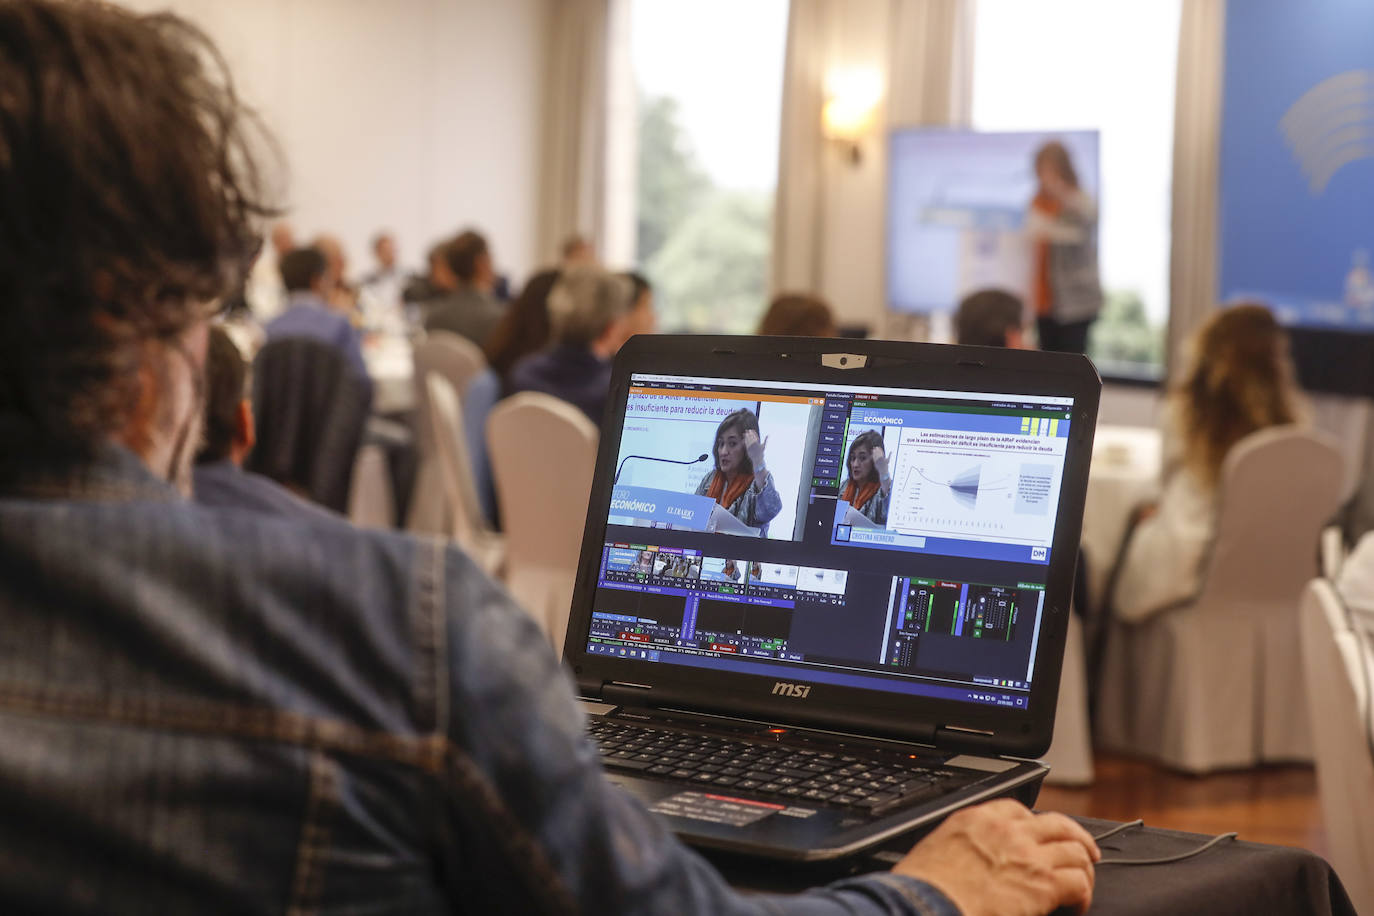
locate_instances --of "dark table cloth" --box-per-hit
[714,815,1356,916]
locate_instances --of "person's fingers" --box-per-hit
[1050,864,1095,916]
[1043,840,1096,872]
[1030,812,1100,859]
[970,798,1032,822]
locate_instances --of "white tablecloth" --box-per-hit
[1081,425,1162,612]
[364,333,415,415]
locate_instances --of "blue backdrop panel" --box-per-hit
[1219,0,1374,332]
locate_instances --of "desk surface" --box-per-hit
[714,815,1355,915]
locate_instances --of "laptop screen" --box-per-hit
[583,371,1075,712]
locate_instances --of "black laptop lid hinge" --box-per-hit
[934,725,1001,755]
[602,681,655,707]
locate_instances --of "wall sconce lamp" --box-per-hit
[822,67,882,165]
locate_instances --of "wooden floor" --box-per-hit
[1036,753,1327,857]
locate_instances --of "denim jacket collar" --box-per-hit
[0,438,178,504]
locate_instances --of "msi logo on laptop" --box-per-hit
[771,682,812,699]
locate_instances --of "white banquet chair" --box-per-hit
[487,392,598,652]
[426,373,504,576]
[408,332,487,534]
[1097,427,1344,772]
[1299,579,1374,916]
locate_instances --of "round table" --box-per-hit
[1081,425,1162,612]
[363,332,415,416]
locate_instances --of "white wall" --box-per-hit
[116,0,548,282]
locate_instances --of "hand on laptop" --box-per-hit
[893,799,1100,916]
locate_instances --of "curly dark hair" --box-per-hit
[0,0,277,459]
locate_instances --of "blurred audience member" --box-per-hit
[265,246,370,387]
[359,231,405,323]
[402,240,452,305]
[956,289,1028,349]
[424,229,505,348]
[462,267,565,525]
[1028,141,1102,354]
[507,266,651,423]
[313,233,357,315]
[193,327,333,520]
[245,220,294,321]
[622,271,658,338]
[485,268,560,384]
[1111,304,1303,622]
[561,233,596,270]
[758,293,837,337]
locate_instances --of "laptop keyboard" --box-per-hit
[588,718,980,815]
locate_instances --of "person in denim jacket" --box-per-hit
[0,3,1099,915]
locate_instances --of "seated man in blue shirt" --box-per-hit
[265,245,372,391]
[192,325,336,522]
[0,3,1098,914]
[507,267,656,424]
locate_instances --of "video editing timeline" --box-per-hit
[590,544,847,663]
[589,541,1039,708]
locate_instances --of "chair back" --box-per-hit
[412,332,486,454]
[426,372,495,549]
[248,337,370,512]
[1299,579,1374,916]
[487,392,598,649]
[1198,426,1345,613]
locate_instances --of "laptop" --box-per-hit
[564,335,1100,861]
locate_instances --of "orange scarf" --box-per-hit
[707,471,754,511]
[1031,192,1061,318]
[841,479,879,511]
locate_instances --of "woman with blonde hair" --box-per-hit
[1110,303,1303,622]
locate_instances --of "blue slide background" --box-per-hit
[1219,0,1374,331]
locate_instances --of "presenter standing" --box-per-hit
[1027,141,1102,354]
[839,430,892,526]
[696,408,783,535]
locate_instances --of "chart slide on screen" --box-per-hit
[885,425,1065,549]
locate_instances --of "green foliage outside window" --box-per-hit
[636,94,772,333]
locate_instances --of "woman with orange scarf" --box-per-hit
[839,429,892,526]
[694,408,783,536]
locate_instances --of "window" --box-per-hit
[971,0,1182,378]
[628,0,788,333]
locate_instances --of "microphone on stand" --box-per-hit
[615,453,710,485]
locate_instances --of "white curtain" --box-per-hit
[538,0,611,265]
[771,0,836,295]
[771,0,967,299]
[887,0,969,128]
[1167,0,1225,374]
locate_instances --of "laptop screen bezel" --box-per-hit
[563,335,1101,759]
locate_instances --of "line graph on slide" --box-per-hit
[886,443,1060,546]
[909,463,1014,510]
